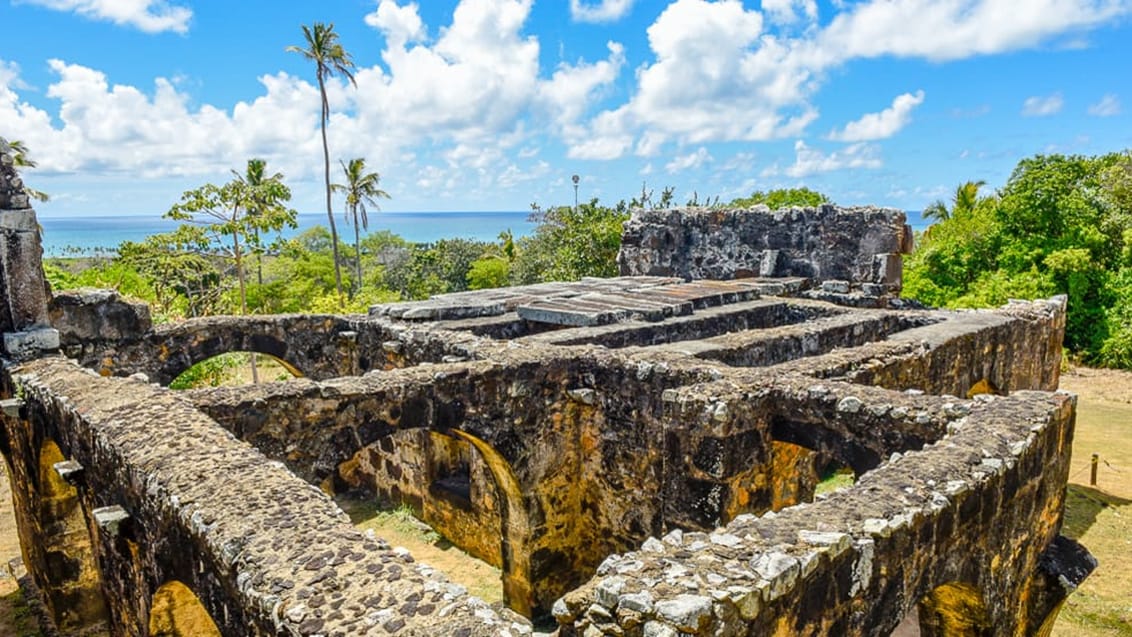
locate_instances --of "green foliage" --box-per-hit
[467,257,510,290]
[730,187,830,209]
[512,199,629,284]
[905,151,1132,367]
[384,238,491,299]
[169,352,242,389]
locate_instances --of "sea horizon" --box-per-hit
[38,209,929,257]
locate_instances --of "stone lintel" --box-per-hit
[53,460,84,484]
[92,505,131,537]
[0,398,24,418]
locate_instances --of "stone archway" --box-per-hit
[167,351,304,389]
[148,580,222,637]
[35,440,109,633]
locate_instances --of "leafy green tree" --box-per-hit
[905,152,1132,366]
[332,158,390,295]
[117,227,224,319]
[288,22,356,306]
[512,199,629,284]
[730,187,830,209]
[165,163,297,316]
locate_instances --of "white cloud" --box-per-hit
[570,0,635,23]
[761,0,818,24]
[773,140,882,178]
[1088,94,1121,116]
[817,0,1128,63]
[1022,92,1064,116]
[16,0,192,33]
[829,90,924,141]
[665,147,712,173]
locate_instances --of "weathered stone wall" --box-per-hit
[0,140,56,359]
[617,205,913,289]
[554,390,1084,636]
[1,356,522,636]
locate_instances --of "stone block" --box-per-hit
[872,253,903,289]
[3,327,59,360]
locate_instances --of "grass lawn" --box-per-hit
[1053,367,1132,636]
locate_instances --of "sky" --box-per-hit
[2,0,1131,218]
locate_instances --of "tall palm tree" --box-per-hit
[332,158,390,294]
[288,23,356,306]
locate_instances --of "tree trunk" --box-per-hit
[318,74,345,308]
[233,228,259,384]
[353,206,362,297]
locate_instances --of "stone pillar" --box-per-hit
[0,140,58,360]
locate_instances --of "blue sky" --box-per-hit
[2,0,1131,217]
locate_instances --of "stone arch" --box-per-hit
[449,429,532,617]
[167,351,304,389]
[337,426,533,616]
[148,580,222,637]
[35,440,109,633]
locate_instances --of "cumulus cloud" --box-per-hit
[816,0,1127,63]
[570,0,635,23]
[665,147,712,173]
[1088,94,1121,116]
[769,140,882,178]
[829,90,925,141]
[16,0,192,33]
[0,0,627,204]
[1022,93,1064,116]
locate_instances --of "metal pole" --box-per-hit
[572,174,580,214]
[1091,453,1099,486]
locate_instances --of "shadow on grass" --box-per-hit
[1063,484,1132,539]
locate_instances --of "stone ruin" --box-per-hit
[0,141,1095,637]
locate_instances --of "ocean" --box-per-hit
[38,209,929,258]
[38,211,538,257]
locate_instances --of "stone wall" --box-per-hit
[617,205,912,291]
[1,356,522,636]
[0,140,56,359]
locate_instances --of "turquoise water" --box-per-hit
[39,211,537,257]
[39,209,927,257]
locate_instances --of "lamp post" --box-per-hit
[572,174,580,214]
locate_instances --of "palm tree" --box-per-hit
[3,138,49,202]
[953,180,986,217]
[233,158,283,286]
[288,23,356,307]
[922,199,949,223]
[332,158,389,294]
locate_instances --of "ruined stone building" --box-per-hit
[0,140,1095,635]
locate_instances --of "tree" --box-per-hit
[2,138,49,202]
[512,199,629,284]
[922,199,950,223]
[730,187,830,209]
[288,22,356,307]
[165,163,297,317]
[332,158,390,296]
[235,158,285,285]
[953,180,986,217]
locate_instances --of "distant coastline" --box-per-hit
[38,209,928,258]
[38,211,538,257]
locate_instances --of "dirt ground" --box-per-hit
[0,464,41,637]
[1053,367,1132,636]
